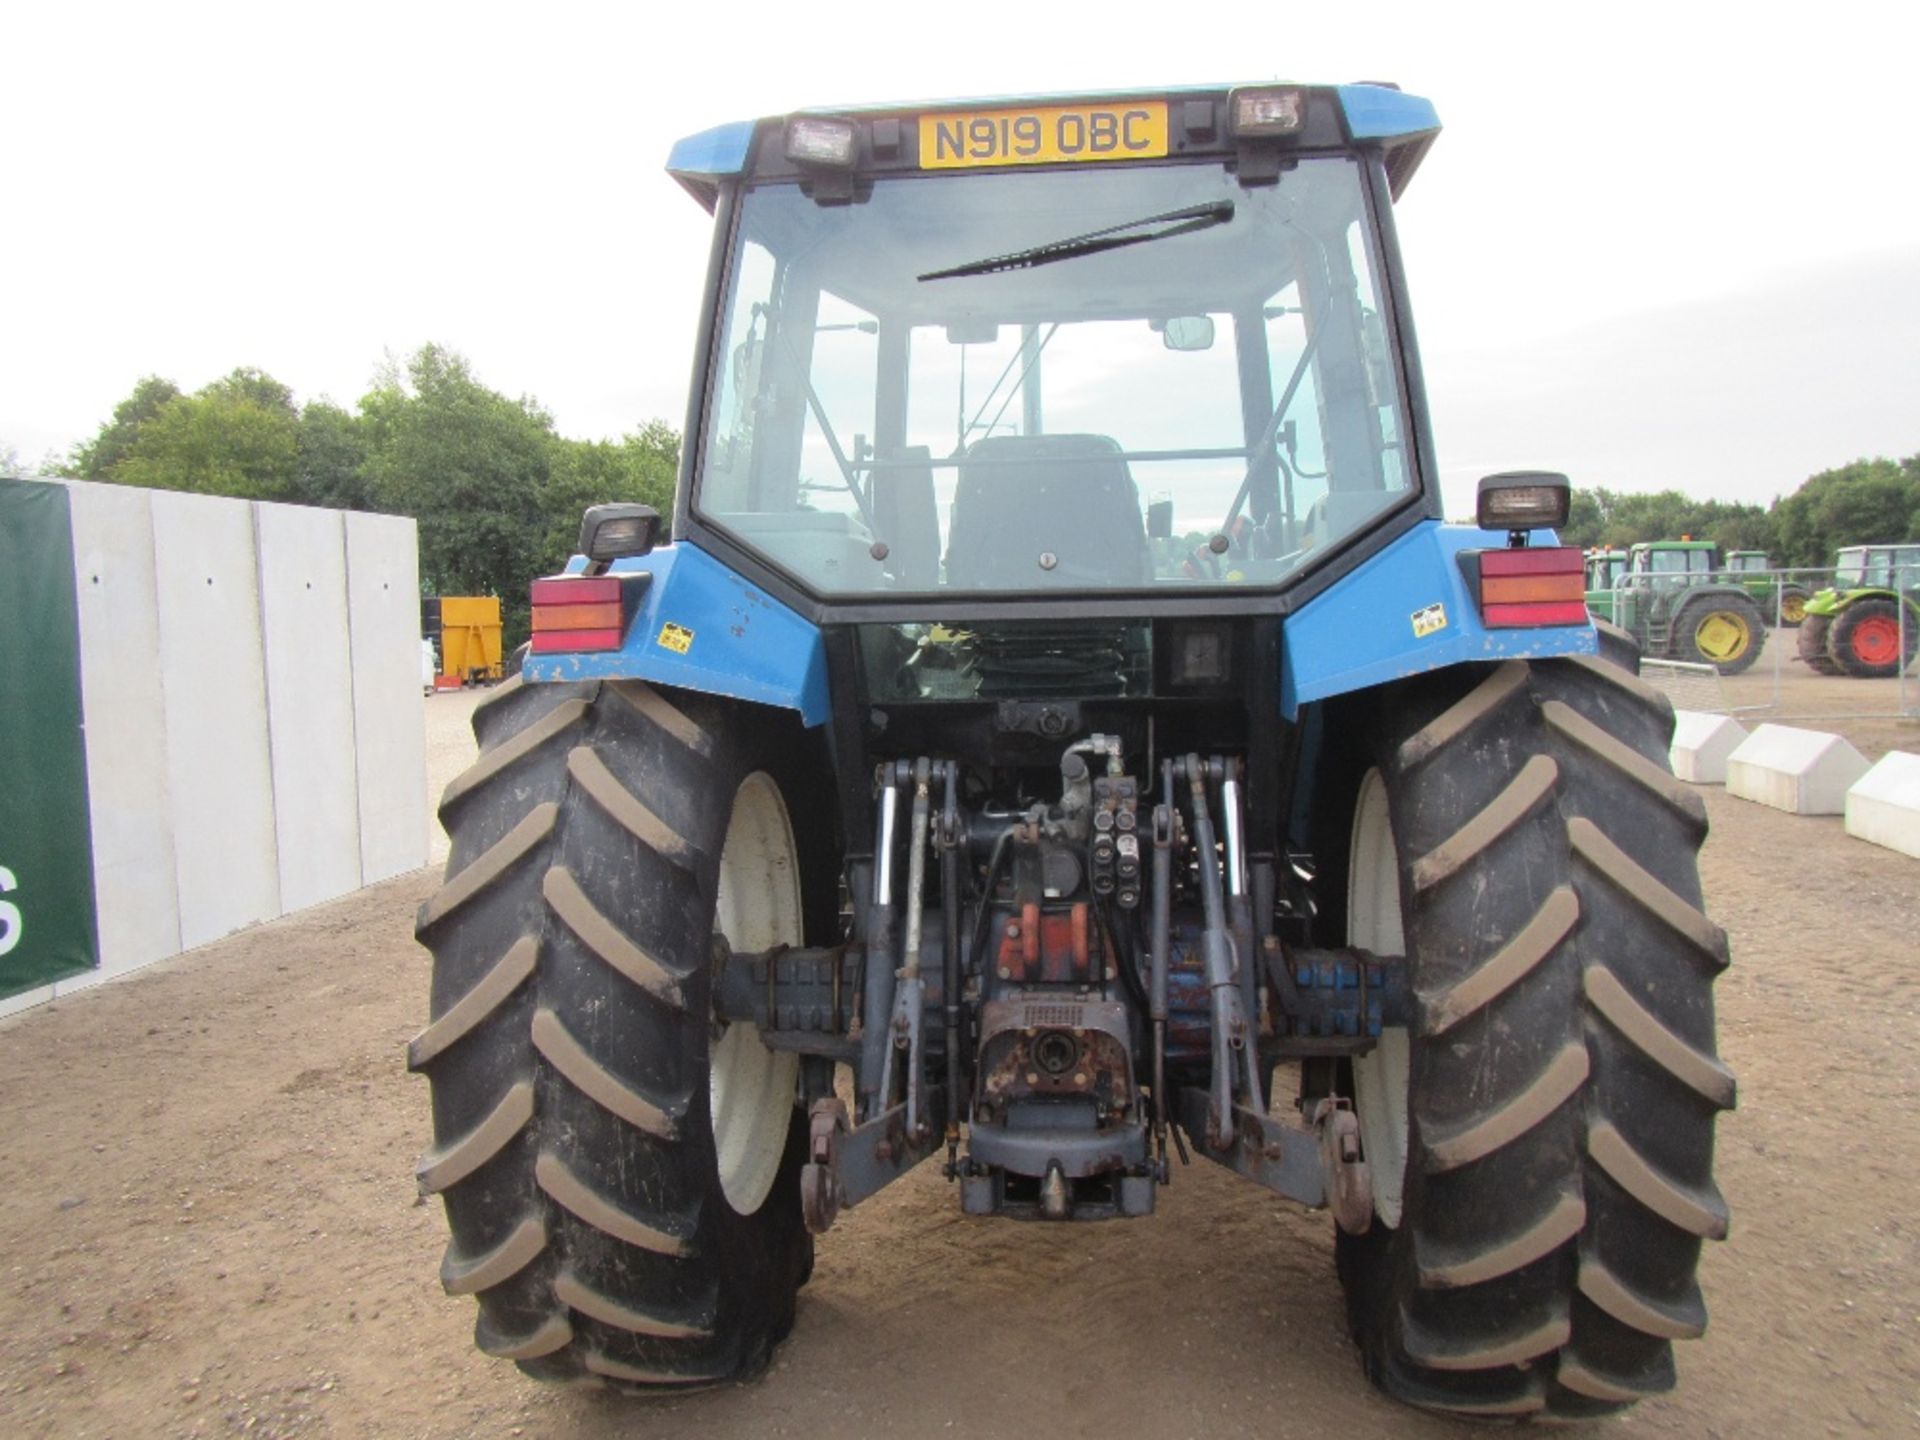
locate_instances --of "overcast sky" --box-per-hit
[6,1,1917,519]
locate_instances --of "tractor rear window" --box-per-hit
[694,157,1416,595]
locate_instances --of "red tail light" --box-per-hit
[1478,546,1588,628]
[529,575,636,653]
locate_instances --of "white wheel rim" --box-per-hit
[710,771,802,1215]
[1348,768,1410,1229]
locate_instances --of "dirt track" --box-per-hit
[1,684,1917,1438]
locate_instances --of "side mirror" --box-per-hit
[1154,316,1216,352]
[1147,499,1174,540]
[579,504,662,570]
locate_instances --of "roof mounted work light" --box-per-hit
[1476,472,1571,533]
[785,117,858,169]
[1228,87,1307,137]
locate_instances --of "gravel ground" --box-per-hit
[0,680,1915,1438]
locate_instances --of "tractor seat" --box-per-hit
[943,433,1150,589]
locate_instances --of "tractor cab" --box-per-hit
[673,88,1431,609]
[1582,548,1627,624]
[1628,538,1721,588]
[1833,543,1920,590]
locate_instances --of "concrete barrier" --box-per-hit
[1725,723,1871,815]
[1,477,429,1015]
[1845,751,1920,860]
[1670,711,1748,784]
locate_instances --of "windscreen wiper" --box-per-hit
[918,201,1234,282]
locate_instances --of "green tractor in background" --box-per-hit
[1797,543,1920,677]
[1582,548,1626,608]
[1586,539,1768,674]
[1724,550,1810,627]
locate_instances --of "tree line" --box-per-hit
[1559,455,1920,564]
[22,350,1920,636]
[45,345,677,643]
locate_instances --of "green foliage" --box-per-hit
[293,400,373,511]
[67,375,182,480]
[114,369,301,500]
[541,426,678,567]
[362,345,563,643]
[1558,486,1775,555]
[1769,457,1920,566]
[1560,458,1920,566]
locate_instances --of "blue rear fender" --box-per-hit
[521,521,1594,729]
[522,542,830,727]
[1281,520,1596,718]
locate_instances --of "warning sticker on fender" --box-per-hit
[656,622,695,655]
[1411,602,1447,638]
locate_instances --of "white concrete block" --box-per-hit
[1669,710,1748,785]
[1725,723,1872,815]
[150,491,283,948]
[256,503,364,912]
[1845,751,1920,860]
[63,480,183,977]
[345,512,429,884]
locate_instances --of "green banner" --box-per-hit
[0,478,98,996]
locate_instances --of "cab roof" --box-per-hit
[666,83,1439,211]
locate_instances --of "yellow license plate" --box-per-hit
[919,102,1169,169]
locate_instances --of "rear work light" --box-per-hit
[1476,471,1571,532]
[1476,546,1588,628]
[528,574,648,654]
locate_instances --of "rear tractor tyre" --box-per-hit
[1335,648,1735,1419]
[409,674,824,1389]
[1673,595,1764,675]
[1829,598,1918,679]
[1796,613,1842,674]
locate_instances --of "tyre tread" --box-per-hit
[1587,1119,1730,1239]
[1421,886,1577,1035]
[535,1151,696,1257]
[440,698,590,813]
[417,804,559,933]
[440,1215,548,1295]
[1578,1252,1706,1339]
[1568,817,1728,966]
[541,867,688,1004]
[530,1007,685,1139]
[1583,967,1736,1108]
[1415,1191,1586,1288]
[1409,754,1558,892]
[553,1272,713,1340]
[416,1080,535,1192]
[566,746,698,866]
[1421,1042,1588,1172]
[476,1310,573,1360]
[408,935,539,1071]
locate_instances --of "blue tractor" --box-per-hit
[411,84,1733,1419]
